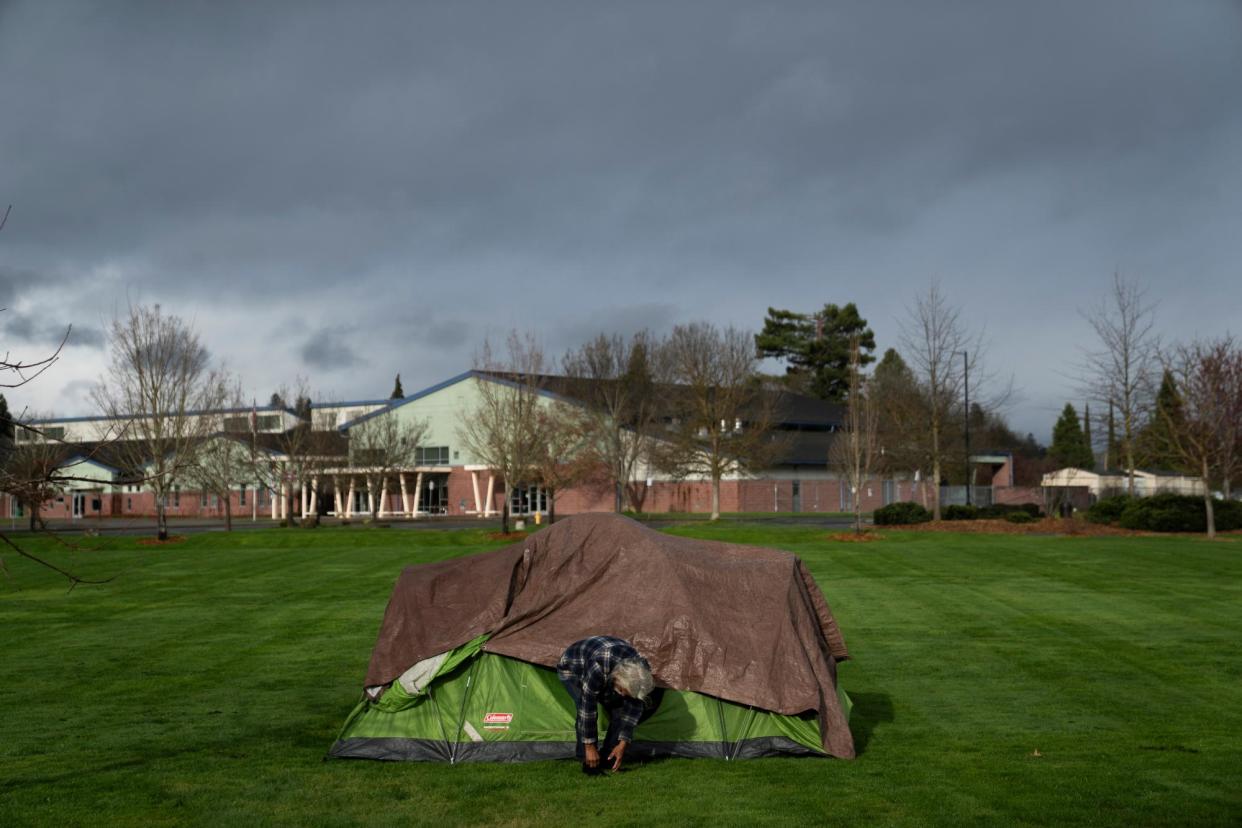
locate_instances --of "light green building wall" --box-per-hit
[58,458,119,488]
[352,374,560,468]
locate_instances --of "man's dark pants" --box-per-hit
[558,675,625,769]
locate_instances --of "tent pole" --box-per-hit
[716,697,730,761]
[450,658,482,764]
[427,686,454,764]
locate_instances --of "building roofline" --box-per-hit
[27,405,291,425]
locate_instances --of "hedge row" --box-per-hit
[1086,493,1242,533]
[872,501,1043,525]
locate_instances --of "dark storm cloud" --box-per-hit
[299,327,361,370]
[3,311,103,349]
[2,1,1241,437]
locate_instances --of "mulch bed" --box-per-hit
[892,518,1242,538]
[136,535,189,546]
[486,531,529,542]
[826,530,887,542]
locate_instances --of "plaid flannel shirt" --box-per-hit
[557,636,647,745]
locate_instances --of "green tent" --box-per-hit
[330,514,854,762]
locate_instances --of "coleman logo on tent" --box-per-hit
[483,712,513,726]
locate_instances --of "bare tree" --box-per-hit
[829,338,883,533]
[185,377,251,531]
[870,348,931,505]
[457,333,548,533]
[92,304,225,540]
[345,406,429,519]
[654,323,778,521]
[248,379,342,527]
[561,332,669,512]
[530,401,599,523]
[898,282,980,520]
[1158,337,1242,538]
[1080,273,1159,495]
[1,426,64,531]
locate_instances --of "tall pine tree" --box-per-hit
[0,393,12,440]
[391,374,404,399]
[755,303,876,401]
[1049,403,1095,470]
[1135,369,1185,471]
[1082,403,1094,470]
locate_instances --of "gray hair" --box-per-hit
[611,658,654,702]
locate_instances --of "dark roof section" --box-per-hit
[476,371,845,429]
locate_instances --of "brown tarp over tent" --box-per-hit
[363,512,854,758]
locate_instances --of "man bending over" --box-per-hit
[557,636,655,774]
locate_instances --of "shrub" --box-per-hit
[873,501,931,526]
[1118,494,1203,532]
[1005,512,1035,524]
[1215,498,1242,532]
[1087,495,1136,525]
[943,504,979,521]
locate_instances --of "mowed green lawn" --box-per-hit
[2,524,1240,827]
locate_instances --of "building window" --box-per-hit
[127,497,132,511]
[173,486,180,508]
[240,485,247,507]
[415,446,450,466]
[200,491,209,508]
[223,416,250,432]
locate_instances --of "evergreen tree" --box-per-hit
[293,395,313,422]
[1083,403,1095,469]
[391,374,404,399]
[755,303,876,401]
[269,392,286,408]
[0,393,12,440]
[1135,369,1186,470]
[1049,403,1095,469]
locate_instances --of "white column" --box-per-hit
[471,471,482,514]
[346,477,355,518]
[484,474,495,517]
[366,479,375,515]
[378,476,389,518]
[399,473,409,516]
[311,476,319,518]
[301,483,308,517]
[413,471,424,517]
[280,482,289,520]
[270,485,278,519]
[333,476,342,516]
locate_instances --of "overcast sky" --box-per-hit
[2,1,1240,440]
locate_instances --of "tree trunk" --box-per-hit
[1203,458,1216,539]
[224,494,233,532]
[157,498,169,541]
[931,416,942,521]
[710,473,721,521]
[501,497,510,534]
[548,488,556,524]
[854,489,863,534]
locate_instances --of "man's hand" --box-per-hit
[583,743,600,768]
[607,740,627,771]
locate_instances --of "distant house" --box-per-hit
[1040,467,1206,498]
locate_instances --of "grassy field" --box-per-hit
[1,524,1239,827]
